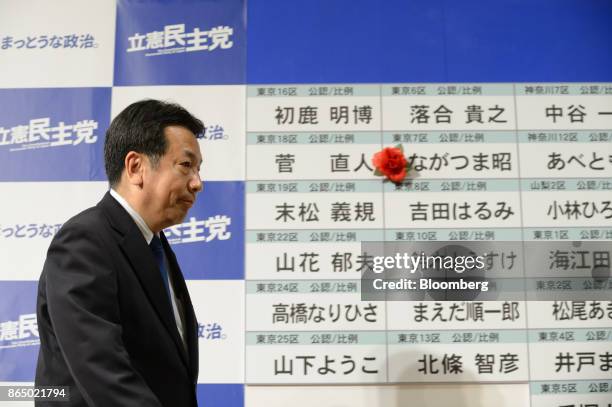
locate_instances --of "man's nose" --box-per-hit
[189,171,203,194]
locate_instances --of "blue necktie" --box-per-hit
[149,235,172,304]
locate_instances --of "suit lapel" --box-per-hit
[161,232,199,381]
[98,192,190,373]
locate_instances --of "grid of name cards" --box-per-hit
[245,83,612,404]
[1,0,611,407]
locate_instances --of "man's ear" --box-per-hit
[124,151,145,187]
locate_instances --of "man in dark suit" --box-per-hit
[35,100,204,406]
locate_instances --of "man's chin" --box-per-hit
[163,211,190,229]
[175,212,189,225]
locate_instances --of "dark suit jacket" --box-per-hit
[35,192,199,407]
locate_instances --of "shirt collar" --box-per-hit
[109,188,155,244]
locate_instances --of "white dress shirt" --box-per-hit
[109,189,186,346]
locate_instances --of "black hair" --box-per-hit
[104,99,205,187]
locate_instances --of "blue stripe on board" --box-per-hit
[197,383,244,407]
[247,0,612,83]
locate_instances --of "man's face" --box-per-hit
[142,125,203,231]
